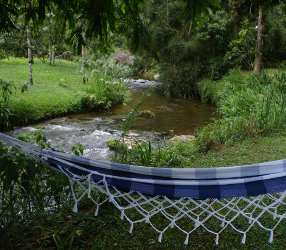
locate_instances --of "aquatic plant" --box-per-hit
[71,143,85,156]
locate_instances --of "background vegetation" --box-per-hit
[132,1,286,97]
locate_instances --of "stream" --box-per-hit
[13,80,215,160]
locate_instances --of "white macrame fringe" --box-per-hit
[63,169,286,245]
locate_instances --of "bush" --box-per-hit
[131,56,159,80]
[71,143,85,156]
[81,77,128,111]
[140,3,232,98]
[107,139,128,155]
[0,79,14,130]
[224,19,256,70]
[17,130,51,149]
[92,55,133,79]
[0,131,89,228]
[111,140,185,167]
[0,142,69,228]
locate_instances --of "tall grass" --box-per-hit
[196,70,286,151]
[81,76,128,111]
[0,79,14,130]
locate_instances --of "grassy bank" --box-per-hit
[0,58,128,127]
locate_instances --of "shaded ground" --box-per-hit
[1,204,286,250]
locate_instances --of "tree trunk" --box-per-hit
[27,25,33,85]
[49,42,56,65]
[48,43,52,65]
[49,44,56,65]
[81,46,88,84]
[254,4,264,74]
[229,0,241,34]
[52,45,55,64]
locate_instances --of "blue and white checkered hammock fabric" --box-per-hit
[1,132,286,245]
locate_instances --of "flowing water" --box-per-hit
[13,81,215,160]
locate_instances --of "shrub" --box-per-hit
[0,131,90,228]
[71,143,85,156]
[107,139,128,152]
[110,140,190,167]
[111,142,182,167]
[0,79,14,130]
[81,77,128,111]
[17,130,51,149]
[224,19,256,70]
[131,56,158,80]
[0,142,69,228]
[141,4,232,98]
[92,56,133,79]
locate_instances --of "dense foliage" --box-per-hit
[136,1,286,97]
[0,142,69,228]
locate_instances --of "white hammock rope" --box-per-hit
[66,169,286,245]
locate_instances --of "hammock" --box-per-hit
[1,132,286,245]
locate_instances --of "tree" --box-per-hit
[253,3,264,74]
[252,0,281,74]
[44,10,68,65]
[0,1,17,32]
[26,22,33,85]
[46,12,56,65]
[1,0,144,40]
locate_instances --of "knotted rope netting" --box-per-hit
[1,132,286,245]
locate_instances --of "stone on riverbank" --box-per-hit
[139,110,156,119]
[169,135,196,143]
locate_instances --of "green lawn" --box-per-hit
[0,58,127,127]
[178,132,286,168]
